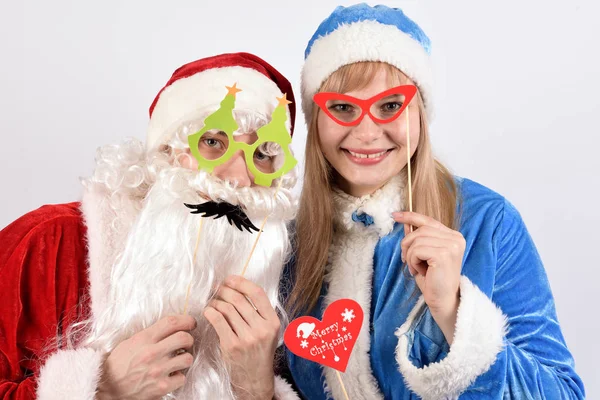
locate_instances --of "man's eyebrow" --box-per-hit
[205,129,228,136]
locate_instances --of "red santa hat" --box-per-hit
[147,52,296,150]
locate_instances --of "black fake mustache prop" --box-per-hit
[184,201,260,233]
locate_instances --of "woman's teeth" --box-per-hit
[347,150,387,159]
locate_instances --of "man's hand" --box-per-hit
[96,315,196,400]
[205,275,280,400]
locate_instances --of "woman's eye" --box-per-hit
[331,103,354,113]
[383,102,402,112]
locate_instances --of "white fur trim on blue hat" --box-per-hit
[301,4,434,124]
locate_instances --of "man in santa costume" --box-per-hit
[0,53,300,400]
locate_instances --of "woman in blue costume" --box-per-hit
[281,4,585,399]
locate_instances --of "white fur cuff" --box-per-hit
[273,375,300,400]
[395,276,508,400]
[37,348,104,400]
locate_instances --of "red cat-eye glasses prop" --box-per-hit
[313,85,417,126]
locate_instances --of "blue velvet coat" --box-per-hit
[282,177,584,399]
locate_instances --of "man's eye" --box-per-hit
[203,138,221,147]
[255,152,271,161]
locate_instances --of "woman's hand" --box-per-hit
[204,275,280,400]
[393,211,465,345]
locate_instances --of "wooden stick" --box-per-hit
[240,178,284,277]
[335,370,350,400]
[406,107,414,233]
[183,217,204,315]
[240,213,269,277]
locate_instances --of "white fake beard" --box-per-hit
[86,171,290,399]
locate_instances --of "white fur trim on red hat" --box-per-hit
[301,20,434,125]
[147,66,291,150]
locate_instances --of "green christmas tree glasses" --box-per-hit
[188,84,297,187]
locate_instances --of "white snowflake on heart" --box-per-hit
[300,340,309,349]
[341,308,355,323]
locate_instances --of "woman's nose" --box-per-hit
[352,114,384,143]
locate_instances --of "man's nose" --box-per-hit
[352,113,384,143]
[213,150,253,187]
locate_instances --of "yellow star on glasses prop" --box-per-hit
[226,83,242,96]
[277,93,292,107]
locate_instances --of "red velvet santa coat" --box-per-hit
[0,193,298,400]
[0,203,89,399]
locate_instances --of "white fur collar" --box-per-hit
[319,175,405,399]
[332,174,405,237]
[80,184,143,319]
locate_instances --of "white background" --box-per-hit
[2,0,599,396]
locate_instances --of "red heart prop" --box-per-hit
[284,299,363,372]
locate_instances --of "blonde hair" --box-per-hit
[288,62,459,316]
